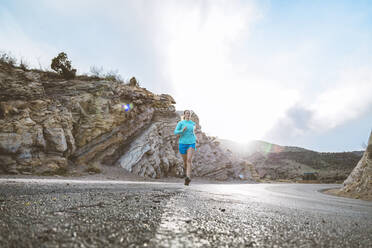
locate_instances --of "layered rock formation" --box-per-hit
[0,63,174,175]
[0,63,252,181]
[339,131,372,200]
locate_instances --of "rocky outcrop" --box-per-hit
[116,112,182,178]
[0,63,253,181]
[0,63,175,175]
[116,110,253,180]
[339,131,372,200]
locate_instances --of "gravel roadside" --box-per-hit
[0,181,181,248]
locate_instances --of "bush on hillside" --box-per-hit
[104,69,123,83]
[90,65,103,78]
[90,66,124,83]
[51,52,76,79]
[0,51,17,66]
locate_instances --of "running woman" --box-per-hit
[174,110,198,186]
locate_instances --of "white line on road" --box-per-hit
[150,192,210,248]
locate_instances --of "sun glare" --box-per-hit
[163,2,301,144]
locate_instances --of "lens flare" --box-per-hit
[121,103,134,112]
[263,143,283,156]
[263,143,272,155]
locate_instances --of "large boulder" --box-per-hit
[339,131,372,200]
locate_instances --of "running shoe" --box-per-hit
[184,176,191,186]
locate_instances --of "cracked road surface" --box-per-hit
[0,179,371,247]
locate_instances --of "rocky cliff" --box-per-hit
[339,131,372,200]
[0,62,252,181]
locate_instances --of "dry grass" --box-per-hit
[37,166,69,176]
[84,164,102,174]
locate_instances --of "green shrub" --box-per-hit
[51,52,76,79]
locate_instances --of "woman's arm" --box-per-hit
[174,122,184,135]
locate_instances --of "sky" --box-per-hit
[1,0,371,152]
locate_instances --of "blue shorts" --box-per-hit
[179,143,196,154]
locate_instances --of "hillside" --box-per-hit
[218,139,363,182]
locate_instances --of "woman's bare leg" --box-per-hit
[186,147,194,178]
[181,154,187,176]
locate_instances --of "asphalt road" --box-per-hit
[0,178,371,248]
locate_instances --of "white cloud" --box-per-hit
[263,65,372,147]
[310,66,372,130]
